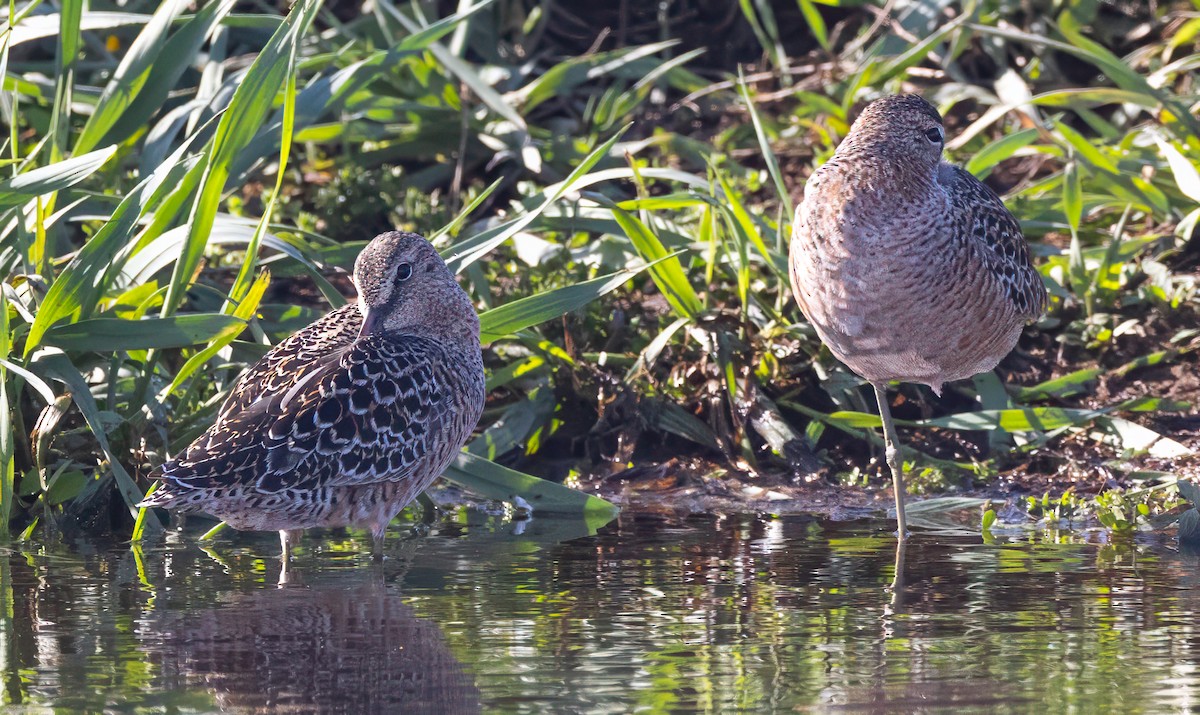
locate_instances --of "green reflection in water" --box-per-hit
[0,512,1197,713]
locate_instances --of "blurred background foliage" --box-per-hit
[0,0,1197,539]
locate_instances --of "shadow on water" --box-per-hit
[0,511,1198,713]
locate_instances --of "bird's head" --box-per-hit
[352,231,479,344]
[837,94,946,170]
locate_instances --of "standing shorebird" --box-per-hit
[788,94,1047,540]
[140,231,486,559]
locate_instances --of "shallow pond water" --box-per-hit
[1,511,1198,713]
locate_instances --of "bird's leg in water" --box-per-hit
[371,523,387,561]
[872,382,908,542]
[279,530,302,564]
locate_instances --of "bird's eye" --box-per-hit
[924,127,944,143]
[395,263,413,282]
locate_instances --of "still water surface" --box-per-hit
[1,511,1197,713]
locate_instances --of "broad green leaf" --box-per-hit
[74,0,192,154]
[445,451,618,518]
[479,263,654,343]
[964,128,1040,178]
[608,206,702,319]
[161,0,323,317]
[44,315,246,352]
[0,146,116,210]
[1155,138,1200,204]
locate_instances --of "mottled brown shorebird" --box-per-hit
[788,95,1047,540]
[140,231,486,559]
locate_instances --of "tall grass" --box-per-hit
[0,0,1197,538]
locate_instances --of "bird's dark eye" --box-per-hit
[395,263,413,282]
[925,127,944,143]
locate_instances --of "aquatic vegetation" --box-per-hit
[0,1,1197,538]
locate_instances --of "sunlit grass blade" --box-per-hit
[43,315,246,352]
[479,262,658,343]
[607,206,701,319]
[0,146,116,210]
[445,126,628,273]
[445,451,618,517]
[161,0,323,317]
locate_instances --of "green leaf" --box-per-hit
[45,469,87,506]
[1155,138,1200,205]
[0,146,117,210]
[74,0,192,154]
[609,206,702,319]
[798,0,829,50]
[479,263,654,343]
[1016,367,1104,401]
[1063,160,1083,235]
[739,68,792,221]
[1053,119,1119,174]
[161,0,323,317]
[445,126,628,273]
[377,0,524,130]
[95,0,238,151]
[444,452,618,519]
[35,353,149,518]
[981,508,997,533]
[43,315,246,352]
[965,128,1040,178]
[24,136,206,355]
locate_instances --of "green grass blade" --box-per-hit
[161,0,323,318]
[73,0,190,154]
[43,315,246,352]
[24,142,203,355]
[607,206,702,319]
[445,126,627,273]
[34,353,149,517]
[479,261,657,343]
[444,451,618,517]
[89,0,238,151]
[0,146,116,210]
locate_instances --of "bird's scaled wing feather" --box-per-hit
[944,165,1048,320]
[164,337,452,493]
[216,303,362,425]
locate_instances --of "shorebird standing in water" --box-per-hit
[141,231,486,560]
[788,94,1047,540]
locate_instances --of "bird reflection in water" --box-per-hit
[142,574,480,715]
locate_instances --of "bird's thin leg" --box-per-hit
[872,382,908,542]
[370,523,387,561]
[279,529,301,561]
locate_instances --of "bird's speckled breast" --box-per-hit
[790,166,1026,390]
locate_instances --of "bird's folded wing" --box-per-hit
[945,165,1048,319]
[216,303,363,426]
[164,337,449,493]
